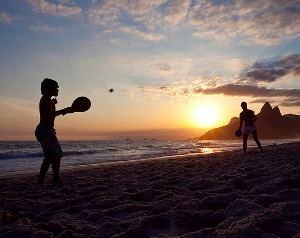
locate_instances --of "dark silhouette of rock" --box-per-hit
[260,102,273,115]
[229,117,239,124]
[199,102,300,140]
[284,114,300,126]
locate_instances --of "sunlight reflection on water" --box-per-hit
[201,147,214,153]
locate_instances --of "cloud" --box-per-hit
[87,0,174,46]
[140,85,175,99]
[141,85,172,91]
[120,0,167,30]
[158,65,172,73]
[245,68,287,83]
[0,96,38,118]
[57,0,71,4]
[140,81,300,107]
[88,0,166,29]
[164,0,191,25]
[276,54,300,76]
[225,59,247,73]
[249,98,276,104]
[28,0,82,18]
[250,97,300,107]
[236,0,300,45]
[193,84,300,98]
[29,24,63,33]
[190,0,300,45]
[192,83,300,107]
[119,53,192,81]
[85,0,300,45]
[120,26,166,42]
[189,1,238,40]
[242,54,300,83]
[0,12,12,24]
[87,2,120,26]
[279,98,300,107]
[137,53,299,107]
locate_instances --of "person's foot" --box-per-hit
[52,178,62,185]
[37,179,45,184]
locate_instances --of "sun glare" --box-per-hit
[194,106,218,127]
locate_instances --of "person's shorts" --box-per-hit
[243,124,257,134]
[35,123,63,162]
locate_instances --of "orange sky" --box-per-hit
[0,0,300,140]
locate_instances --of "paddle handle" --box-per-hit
[61,107,75,116]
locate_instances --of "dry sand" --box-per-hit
[1,142,300,238]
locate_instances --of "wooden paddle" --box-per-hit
[235,129,242,137]
[71,97,91,112]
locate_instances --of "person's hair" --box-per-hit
[41,78,58,95]
[241,101,247,106]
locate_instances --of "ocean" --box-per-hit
[0,139,298,176]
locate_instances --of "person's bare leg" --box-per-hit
[38,160,51,184]
[243,133,249,153]
[252,130,263,152]
[52,158,62,184]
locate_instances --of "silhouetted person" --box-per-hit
[239,101,263,153]
[35,78,74,184]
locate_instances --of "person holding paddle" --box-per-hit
[238,101,263,154]
[35,78,74,185]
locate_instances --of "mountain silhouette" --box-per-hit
[199,102,300,140]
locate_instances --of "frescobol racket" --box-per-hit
[235,129,242,137]
[71,97,91,112]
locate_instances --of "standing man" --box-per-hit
[239,101,263,153]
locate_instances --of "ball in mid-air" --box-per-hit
[109,88,114,93]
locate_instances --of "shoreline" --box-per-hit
[0,151,223,179]
[0,141,294,179]
[1,141,300,237]
[1,139,298,178]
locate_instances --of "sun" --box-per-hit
[194,106,218,127]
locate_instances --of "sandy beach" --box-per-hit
[1,142,300,238]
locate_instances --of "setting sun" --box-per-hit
[194,106,218,127]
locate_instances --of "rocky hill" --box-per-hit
[199,102,300,140]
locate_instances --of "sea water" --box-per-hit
[0,139,298,175]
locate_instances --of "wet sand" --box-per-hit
[1,142,300,238]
